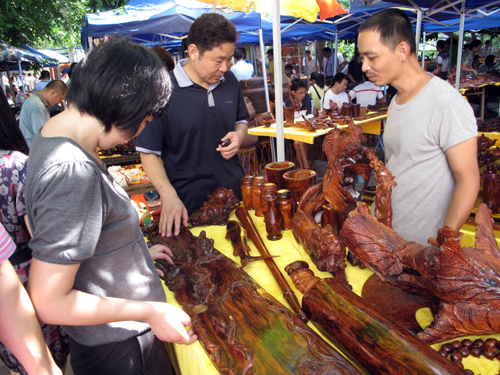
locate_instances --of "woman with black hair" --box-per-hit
[24,39,197,375]
[285,78,314,170]
[307,72,325,110]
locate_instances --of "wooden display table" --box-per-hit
[248,113,387,145]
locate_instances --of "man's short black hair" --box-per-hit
[469,40,482,50]
[427,62,438,73]
[332,73,348,86]
[186,13,237,55]
[305,50,311,54]
[359,9,416,54]
[44,80,68,94]
[66,38,171,138]
[322,47,331,54]
[486,55,496,65]
[285,63,293,71]
[485,40,492,46]
[267,48,274,55]
[436,40,445,50]
[290,78,307,92]
[233,48,244,60]
[40,71,50,79]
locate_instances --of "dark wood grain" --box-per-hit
[235,207,308,323]
[188,187,240,227]
[147,227,363,375]
[286,261,470,375]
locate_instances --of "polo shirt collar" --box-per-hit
[174,58,225,91]
[34,92,50,110]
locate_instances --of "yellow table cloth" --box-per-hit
[162,208,500,375]
[248,113,386,145]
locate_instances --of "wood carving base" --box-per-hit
[361,274,439,335]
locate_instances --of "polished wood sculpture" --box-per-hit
[285,261,469,375]
[146,225,362,375]
[483,173,500,213]
[189,187,240,227]
[369,157,397,228]
[235,207,309,323]
[225,220,277,267]
[341,202,500,344]
[477,133,497,154]
[323,119,376,212]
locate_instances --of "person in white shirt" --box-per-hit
[230,48,254,81]
[26,73,36,91]
[321,73,351,110]
[426,62,440,76]
[349,75,384,107]
[302,50,317,74]
[479,40,492,58]
[307,72,325,110]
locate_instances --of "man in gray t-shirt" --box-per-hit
[358,9,479,245]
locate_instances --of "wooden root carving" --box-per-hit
[145,225,363,375]
[340,202,500,344]
[189,187,240,227]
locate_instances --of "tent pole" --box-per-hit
[334,32,339,75]
[258,28,275,162]
[315,41,318,72]
[415,10,422,58]
[422,32,426,69]
[17,60,26,101]
[297,42,302,77]
[212,0,216,13]
[272,0,285,162]
[455,3,465,91]
[449,33,453,74]
[303,43,310,87]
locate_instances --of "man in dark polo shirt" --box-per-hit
[136,13,249,238]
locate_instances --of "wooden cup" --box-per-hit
[265,161,295,190]
[283,169,317,208]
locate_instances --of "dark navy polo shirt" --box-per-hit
[136,59,249,214]
[284,95,313,115]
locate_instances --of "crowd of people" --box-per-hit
[0,6,489,375]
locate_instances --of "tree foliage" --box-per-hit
[0,0,128,48]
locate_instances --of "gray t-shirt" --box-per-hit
[384,77,477,245]
[19,93,50,147]
[25,135,166,346]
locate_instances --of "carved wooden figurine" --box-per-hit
[145,225,363,375]
[189,187,240,227]
[265,195,282,241]
[341,202,500,344]
[225,221,277,268]
[285,261,470,375]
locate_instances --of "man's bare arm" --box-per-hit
[443,137,480,231]
[140,153,188,237]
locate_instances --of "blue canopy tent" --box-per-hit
[81,0,262,49]
[22,46,59,67]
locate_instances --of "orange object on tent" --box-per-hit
[195,0,348,23]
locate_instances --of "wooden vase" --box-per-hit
[260,183,278,219]
[252,176,266,217]
[484,173,500,214]
[240,176,254,210]
[265,161,295,190]
[283,169,317,208]
[277,189,293,230]
[265,196,282,241]
[283,107,295,125]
